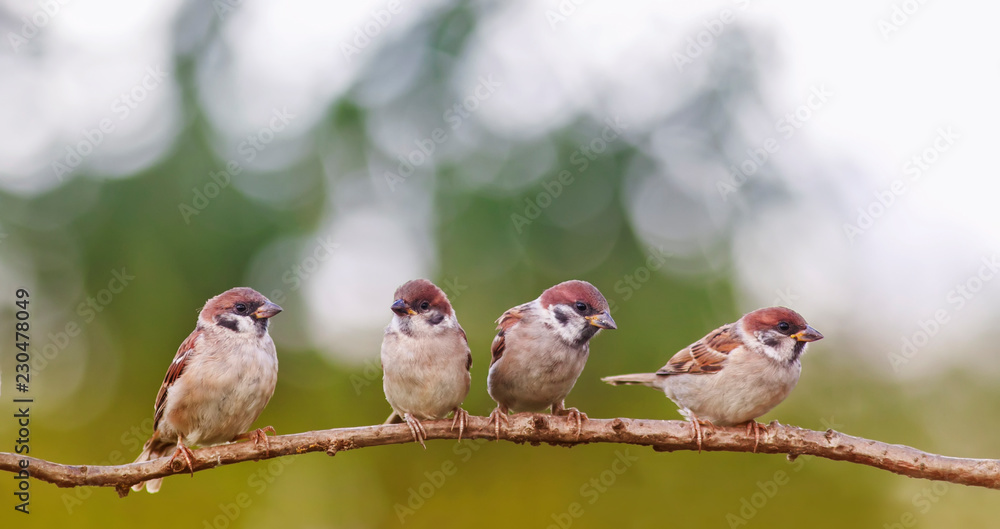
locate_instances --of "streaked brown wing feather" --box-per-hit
[489,306,525,368]
[152,328,201,429]
[458,325,473,371]
[656,323,739,375]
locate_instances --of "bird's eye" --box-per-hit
[777,321,790,332]
[234,303,248,314]
[419,301,430,311]
[575,301,588,313]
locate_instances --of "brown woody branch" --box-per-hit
[2,415,999,496]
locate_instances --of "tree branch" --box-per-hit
[2,415,998,496]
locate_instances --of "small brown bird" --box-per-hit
[132,287,282,492]
[602,306,822,451]
[487,280,616,437]
[381,279,472,448]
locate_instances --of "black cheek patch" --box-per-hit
[428,312,445,326]
[217,316,240,331]
[554,308,569,325]
[762,334,782,349]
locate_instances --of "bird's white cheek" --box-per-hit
[558,322,584,344]
[407,314,459,337]
[754,331,800,363]
[238,317,256,333]
[542,307,584,344]
[427,314,459,334]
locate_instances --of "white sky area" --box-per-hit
[1,0,998,376]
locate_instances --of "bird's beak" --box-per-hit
[791,325,823,342]
[253,301,283,320]
[586,311,617,330]
[391,299,416,316]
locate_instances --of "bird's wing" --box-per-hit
[489,305,527,368]
[656,323,741,375]
[152,328,202,429]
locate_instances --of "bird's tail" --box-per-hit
[131,437,174,493]
[601,373,661,387]
[384,411,403,424]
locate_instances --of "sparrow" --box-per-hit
[602,306,822,451]
[487,280,616,438]
[132,287,282,493]
[381,279,472,448]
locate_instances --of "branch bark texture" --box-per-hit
[2,415,998,497]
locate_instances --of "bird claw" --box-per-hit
[689,416,714,453]
[169,440,197,477]
[745,420,767,453]
[251,426,276,457]
[451,407,470,442]
[233,426,276,457]
[487,407,509,441]
[555,407,587,438]
[403,413,427,449]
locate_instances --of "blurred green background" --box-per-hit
[2,0,999,527]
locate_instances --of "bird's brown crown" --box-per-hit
[539,280,609,311]
[202,287,271,317]
[742,306,809,335]
[393,279,453,315]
